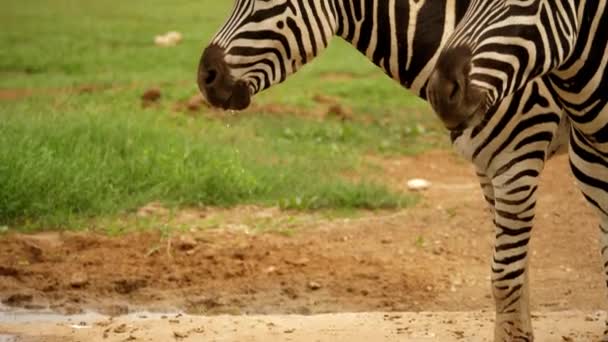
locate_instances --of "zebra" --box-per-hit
[427,0,608,340]
[197,0,570,340]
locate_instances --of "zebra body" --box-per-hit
[197,1,569,340]
[428,0,608,340]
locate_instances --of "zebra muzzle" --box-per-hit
[198,45,251,111]
[427,46,486,131]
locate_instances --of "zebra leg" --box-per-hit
[477,171,496,213]
[600,213,608,341]
[568,131,608,341]
[490,171,539,341]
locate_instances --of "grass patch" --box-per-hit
[0,0,446,230]
[0,97,416,229]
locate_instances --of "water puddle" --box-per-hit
[0,307,104,324]
[0,304,183,325]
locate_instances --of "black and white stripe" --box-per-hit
[200,1,571,340]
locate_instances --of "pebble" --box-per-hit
[177,235,197,251]
[407,178,432,191]
[307,281,322,291]
[69,272,89,288]
[155,31,183,47]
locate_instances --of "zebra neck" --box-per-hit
[332,0,466,98]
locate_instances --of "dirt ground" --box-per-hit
[0,310,604,341]
[0,150,605,340]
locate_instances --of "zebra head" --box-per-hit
[198,0,337,110]
[426,0,578,130]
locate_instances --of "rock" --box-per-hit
[432,246,445,255]
[286,258,309,266]
[407,178,432,191]
[174,331,189,339]
[165,31,183,44]
[264,266,278,274]
[70,272,89,288]
[584,314,596,322]
[177,235,197,251]
[185,248,198,256]
[307,281,322,291]
[154,31,183,47]
[113,323,128,334]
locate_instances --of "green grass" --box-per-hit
[0,0,448,230]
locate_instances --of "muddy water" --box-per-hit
[0,304,106,324]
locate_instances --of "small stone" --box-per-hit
[407,178,431,191]
[307,281,322,291]
[264,266,277,274]
[432,246,445,255]
[154,31,183,47]
[70,272,89,288]
[453,330,465,339]
[113,324,128,334]
[286,258,309,266]
[174,331,189,339]
[165,31,183,44]
[177,235,197,251]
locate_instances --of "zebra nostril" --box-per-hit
[205,69,218,86]
[448,80,460,102]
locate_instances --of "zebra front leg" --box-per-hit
[600,213,608,342]
[491,175,539,341]
[477,171,496,213]
[568,132,608,340]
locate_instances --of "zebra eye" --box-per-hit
[277,21,285,29]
